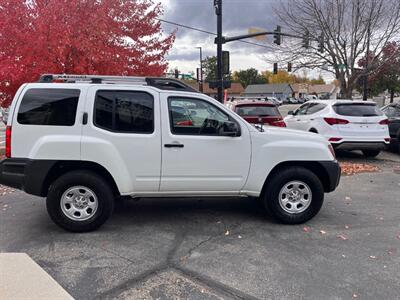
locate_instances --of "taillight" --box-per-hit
[328,137,343,142]
[5,126,11,158]
[379,119,389,125]
[271,120,286,127]
[176,120,193,126]
[324,117,349,125]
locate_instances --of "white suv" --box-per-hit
[284,100,390,157]
[0,74,340,232]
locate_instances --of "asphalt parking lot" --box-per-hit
[1,149,399,300]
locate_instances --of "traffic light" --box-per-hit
[273,25,282,45]
[318,34,324,53]
[273,63,278,74]
[288,62,292,72]
[302,31,310,49]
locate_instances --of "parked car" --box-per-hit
[284,100,390,157]
[227,100,286,127]
[288,97,298,104]
[381,103,400,152]
[266,97,283,106]
[0,74,340,232]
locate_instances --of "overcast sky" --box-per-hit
[158,0,282,74]
[158,0,332,81]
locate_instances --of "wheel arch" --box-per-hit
[309,128,319,133]
[40,161,120,197]
[260,161,331,196]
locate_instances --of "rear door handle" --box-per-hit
[164,143,184,148]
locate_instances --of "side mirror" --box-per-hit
[287,110,294,115]
[221,121,240,137]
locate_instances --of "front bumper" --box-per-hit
[319,160,341,192]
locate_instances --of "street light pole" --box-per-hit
[363,23,371,101]
[215,0,224,103]
[196,46,203,93]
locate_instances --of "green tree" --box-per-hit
[233,68,266,87]
[202,56,217,81]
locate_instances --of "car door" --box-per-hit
[285,103,310,130]
[159,93,251,193]
[81,86,161,194]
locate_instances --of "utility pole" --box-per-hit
[215,0,223,102]
[196,46,203,92]
[363,23,371,101]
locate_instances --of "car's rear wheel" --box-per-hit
[46,171,114,232]
[263,167,324,224]
[362,149,381,158]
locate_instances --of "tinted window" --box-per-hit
[235,105,280,117]
[94,91,154,133]
[295,103,309,115]
[307,103,326,114]
[168,97,233,135]
[333,103,383,117]
[18,89,79,126]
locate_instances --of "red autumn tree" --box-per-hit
[0,0,175,107]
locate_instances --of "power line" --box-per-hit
[155,17,274,50]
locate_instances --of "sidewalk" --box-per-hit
[0,253,73,300]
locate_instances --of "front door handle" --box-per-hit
[164,143,184,148]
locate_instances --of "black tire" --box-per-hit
[263,167,324,224]
[362,149,381,158]
[46,171,114,232]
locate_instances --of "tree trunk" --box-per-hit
[390,89,395,103]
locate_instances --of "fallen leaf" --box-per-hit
[342,254,346,258]
[396,234,400,240]
[345,225,350,229]
[369,255,377,259]
[303,226,311,233]
[337,234,348,241]
[319,230,327,235]
[345,196,352,201]
[352,293,359,298]
[238,235,242,239]
[225,230,230,236]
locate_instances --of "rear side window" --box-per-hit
[306,103,326,114]
[235,105,280,117]
[17,89,80,126]
[94,90,154,133]
[333,103,383,117]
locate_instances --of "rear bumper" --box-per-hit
[319,160,341,192]
[0,158,56,197]
[332,142,388,151]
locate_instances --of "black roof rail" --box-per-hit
[38,74,199,93]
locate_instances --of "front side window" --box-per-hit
[295,103,309,115]
[17,89,80,126]
[94,90,154,133]
[306,103,326,115]
[168,97,233,135]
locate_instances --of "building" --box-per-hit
[290,83,309,99]
[188,82,244,98]
[243,84,293,100]
[308,84,340,99]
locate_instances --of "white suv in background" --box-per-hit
[0,74,340,232]
[284,100,390,157]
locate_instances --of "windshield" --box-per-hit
[235,105,280,117]
[333,103,383,117]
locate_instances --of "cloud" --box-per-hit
[158,0,280,73]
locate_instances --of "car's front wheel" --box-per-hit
[46,171,114,232]
[362,149,381,158]
[263,167,324,224]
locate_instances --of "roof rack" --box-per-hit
[38,74,199,93]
